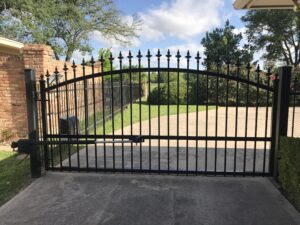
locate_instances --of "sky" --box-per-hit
[71,0,250,68]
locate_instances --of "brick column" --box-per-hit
[0,52,27,140]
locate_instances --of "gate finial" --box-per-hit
[146,49,152,60]
[156,49,162,58]
[166,49,171,61]
[175,50,181,59]
[128,50,133,59]
[71,60,77,69]
[195,51,201,61]
[118,51,123,60]
[255,64,261,73]
[185,50,191,59]
[90,56,95,66]
[63,63,68,72]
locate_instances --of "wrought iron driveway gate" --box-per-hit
[17,50,297,177]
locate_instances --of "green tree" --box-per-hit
[201,20,253,65]
[98,48,112,72]
[242,10,300,68]
[0,0,140,61]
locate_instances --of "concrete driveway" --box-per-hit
[0,173,299,225]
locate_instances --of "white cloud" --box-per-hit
[71,50,91,63]
[139,0,224,41]
[90,30,140,50]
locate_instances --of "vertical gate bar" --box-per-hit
[253,65,260,175]
[46,72,54,168]
[224,59,230,174]
[53,76,59,165]
[118,52,125,171]
[244,63,251,174]
[157,49,161,171]
[24,69,41,178]
[138,50,143,170]
[82,60,89,170]
[146,50,152,171]
[72,62,80,170]
[186,51,190,173]
[63,64,71,168]
[128,51,133,171]
[54,67,62,169]
[291,77,297,137]
[215,59,220,175]
[272,66,292,179]
[195,52,201,172]
[176,50,181,173]
[205,57,210,174]
[166,50,171,172]
[91,57,97,170]
[263,68,271,174]
[39,75,49,170]
[234,60,241,174]
[99,56,107,170]
[109,53,115,170]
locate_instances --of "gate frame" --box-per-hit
[20,65,293,178]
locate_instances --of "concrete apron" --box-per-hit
[0,173,299,225]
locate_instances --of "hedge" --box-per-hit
[278,137,300,211]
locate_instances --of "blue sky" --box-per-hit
[72,0,248,67]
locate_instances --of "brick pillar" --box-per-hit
[23,44,54,78]
[0,52,27,140]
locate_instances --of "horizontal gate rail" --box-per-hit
[48,167,271,177]
[46,134,271,142]
[45,68,274,92]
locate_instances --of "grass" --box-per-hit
[0,151,31,206]
[96,103,211,134]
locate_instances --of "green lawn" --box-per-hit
[0,151,31,206]
[96,103,211,134]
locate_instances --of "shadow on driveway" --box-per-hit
[0,173,299,225]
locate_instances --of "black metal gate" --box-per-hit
[26,50,296,176]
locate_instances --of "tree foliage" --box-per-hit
[0,0,140,61]
[201,20,253,65]
[242,10,300,68]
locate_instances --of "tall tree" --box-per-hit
[201,20,253,65]
[0,0,140,61]
[242,10,300,68]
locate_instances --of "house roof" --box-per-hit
[233,0,299,10]
[0,37,24,55]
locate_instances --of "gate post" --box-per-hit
[39,75,49,170]
[25,69,41,178]
[271,66,292,180]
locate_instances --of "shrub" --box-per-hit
[278,137,300,211]
[148,81,187,105]
[0,129,13,143]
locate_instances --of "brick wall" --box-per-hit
[0,52,27,140]
[0,44,101,141]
